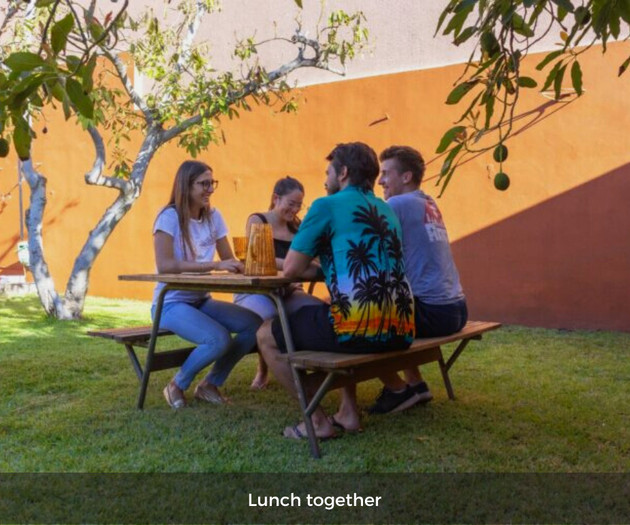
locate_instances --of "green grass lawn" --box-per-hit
[1,295,629,473]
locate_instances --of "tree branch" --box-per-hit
[84,126,130,192]
[161,32,335,143]
[79,0,129,66]
[101,49,155,123]
[0,1,23,37]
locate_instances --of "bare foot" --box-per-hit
[250,372,269,390]
[328,414,363,433]
[283,421,338,440]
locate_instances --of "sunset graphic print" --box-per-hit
[315,199,415,350]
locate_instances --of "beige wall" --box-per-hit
[126,0,566,87]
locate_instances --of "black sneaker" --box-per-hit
[367,385,422,415]
[410,381,433,404]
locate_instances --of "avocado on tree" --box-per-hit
[435,0,630,193]
[0,0,368,319]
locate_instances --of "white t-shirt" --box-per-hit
[151,206,229,305]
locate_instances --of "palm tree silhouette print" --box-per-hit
[315,229,351,320]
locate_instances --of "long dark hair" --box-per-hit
[163,160,213,259]
[269,176,304,233]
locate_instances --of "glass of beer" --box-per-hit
[232,236,248,262]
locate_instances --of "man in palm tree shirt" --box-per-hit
[366,145,468,415]
[257,142,415,439]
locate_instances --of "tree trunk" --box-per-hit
[62,131,161,318]
[63,185,143,318]
[22,130,161,320]
[21,160,65,317]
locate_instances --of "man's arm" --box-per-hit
[283,249,320,279]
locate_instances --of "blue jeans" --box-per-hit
[151,298,262,390]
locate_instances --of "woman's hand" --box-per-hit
[213,258,244,273]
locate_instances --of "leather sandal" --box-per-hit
[194,382,229,404]
[163,381,187,409]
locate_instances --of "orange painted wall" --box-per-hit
[1,43,629,331]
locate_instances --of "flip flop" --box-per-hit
[282,424,338,441]
[328,416,364,434]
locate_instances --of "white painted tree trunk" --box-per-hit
[22,129,161,320]
[13,1,345,320]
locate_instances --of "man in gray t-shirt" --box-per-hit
[367,145,468,415]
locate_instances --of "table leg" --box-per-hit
[138,285,169,410]
[269,292,321,459]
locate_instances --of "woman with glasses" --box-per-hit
[153,160,262,409]
[235,176,324,390]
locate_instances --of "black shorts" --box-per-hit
[271,304,412,354]
[270,304,349,354]
[414,298,468,338]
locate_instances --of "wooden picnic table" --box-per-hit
[118,272,325,457]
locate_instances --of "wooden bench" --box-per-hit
[277,320,501,430]
[87,325,194,408]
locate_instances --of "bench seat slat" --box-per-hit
[278,320,501,370]
[87,326,173,343]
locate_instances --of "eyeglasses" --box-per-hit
[195,179,219,191]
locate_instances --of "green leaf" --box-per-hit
[35,0,56,6]
[12,117,31,160]
[438,166,456,197]
[541,61,562,92]
[609,11,621,39]
[536,49,563,71]
[550,0,574,13]
[484,95,495,129]
[517,76,538,88]
[7,74,45,111]
[51,14,74,54]
[443,4,474,36]
[570,61,583,95]
[4,52,46,73]
[553,64,567,100]
[293,0,303,7]
[66,78,94,119]
[454,26,476,45]
[47,80,66,102]
[66,55,82,72]
[511,13,535,37]
[436,126,467,154]
[440,143,463,177]
[435,2,459,35]
[454,0,479,11]
[82,55,97,92]
[619,0,630,24]
[557,7,569,22]
[446,80,478,104]
[618,56,630,77]
[480,31,500,55]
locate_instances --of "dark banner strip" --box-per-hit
[1,473,629,524]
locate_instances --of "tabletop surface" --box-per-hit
[119,272,320,287]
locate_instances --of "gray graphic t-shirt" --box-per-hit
[387,190,464,305]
